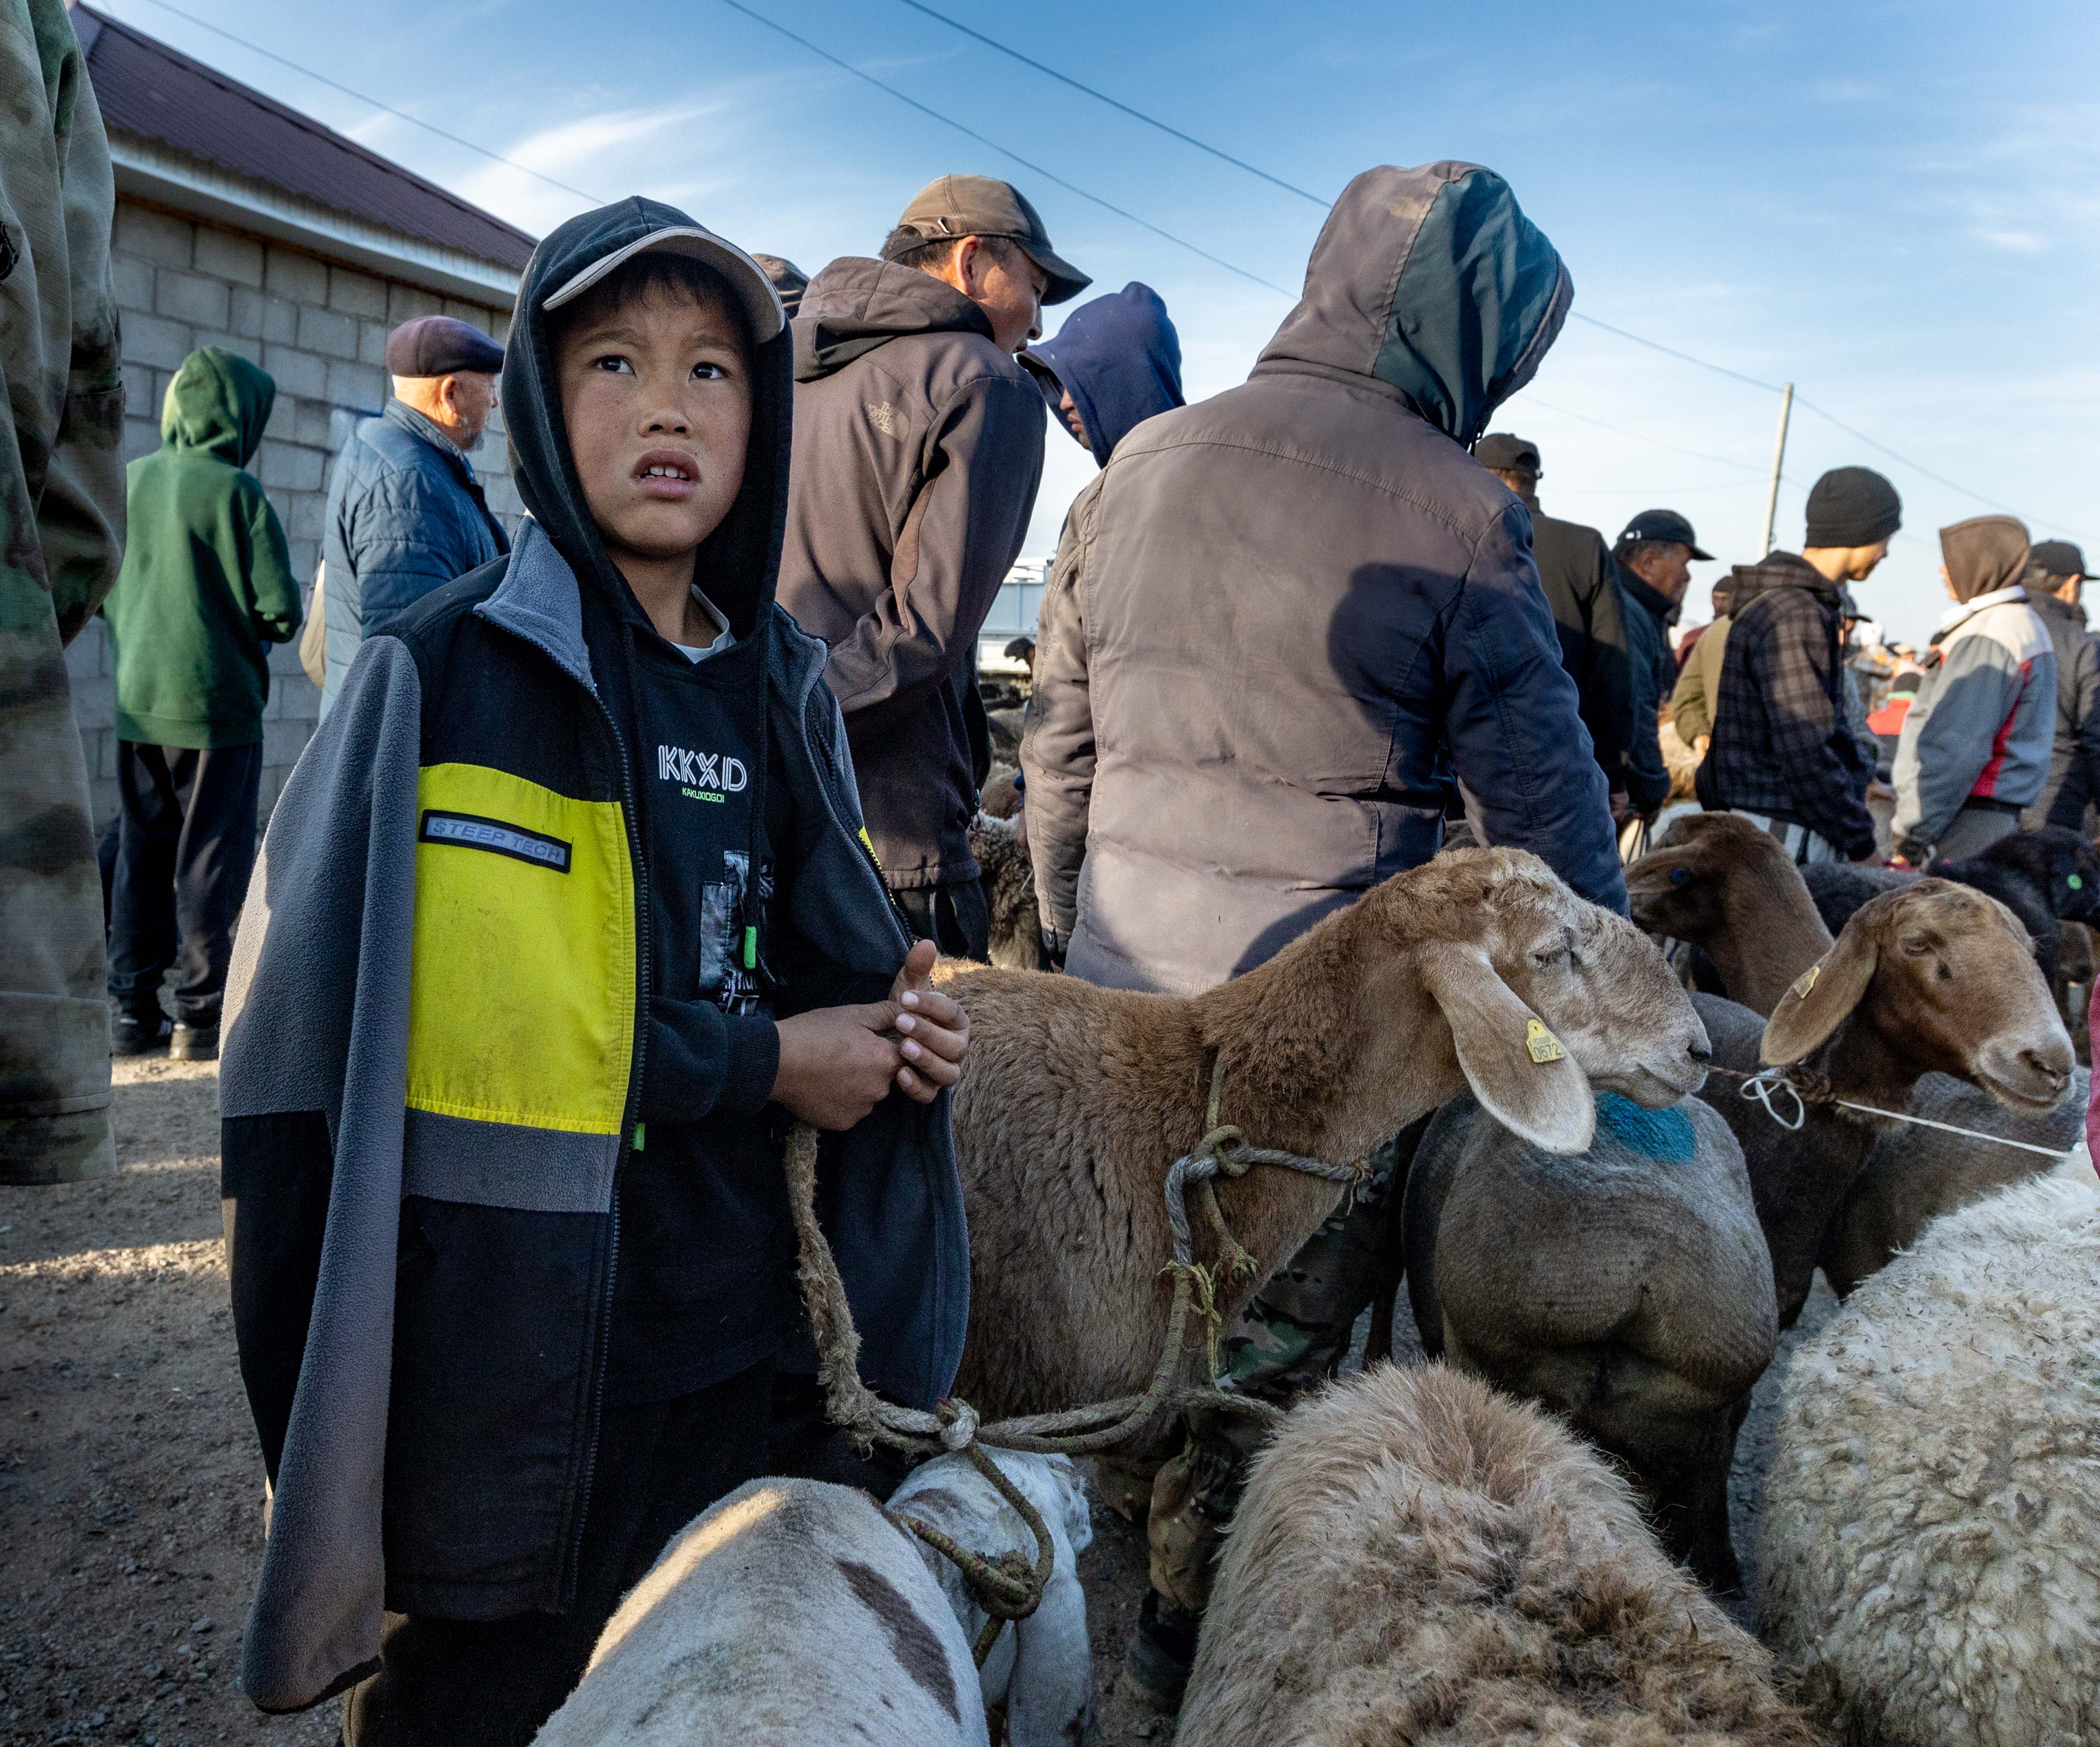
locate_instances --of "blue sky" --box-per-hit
[112,0,2097,641]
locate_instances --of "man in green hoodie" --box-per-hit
[100,348,300,1059]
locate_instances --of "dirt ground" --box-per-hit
[2,1060,1835,1747]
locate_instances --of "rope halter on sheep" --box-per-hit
[1709,1064,2076,1159]
[781,1052,1370,1666]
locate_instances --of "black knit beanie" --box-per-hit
[1804,466,1902,548]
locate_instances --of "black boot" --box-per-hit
[1122,1589,1199,1714]
[170,1022,219,1061]
[111,1009,168,1055]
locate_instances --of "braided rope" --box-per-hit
[781,1049,1362,1664]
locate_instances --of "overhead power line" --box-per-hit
[712,0,1298,297]
[1517,395,1769,475]
[887,0,1334,209]
[120,0,604,203]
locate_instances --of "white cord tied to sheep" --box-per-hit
[780,1052,1368,1664]
[1721,1064,2075,1159]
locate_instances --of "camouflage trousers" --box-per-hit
[1099,1135,1400,1615]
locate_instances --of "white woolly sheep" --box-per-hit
[532,1478,987,1747]
[1758,1174,2100,1747]
[888,1450,1094,1747]
[940,847,1713,1420]
[1176,1363,1814,1747]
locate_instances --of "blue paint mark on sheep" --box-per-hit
[1594,1092,1696,1163]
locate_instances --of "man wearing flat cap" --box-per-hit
[319,314,510,714]
[778,175,1088,958]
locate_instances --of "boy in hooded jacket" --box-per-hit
[218,201,973,1746]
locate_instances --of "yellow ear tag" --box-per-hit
[1791,964,1820,1001]
[1526,1019,1566,1064]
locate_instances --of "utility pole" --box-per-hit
[1759,382,1794,558]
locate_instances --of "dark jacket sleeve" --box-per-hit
[351,467,488,635]
[822,374,1045,732]
[639,1003,779,1123]
[2050,629,2100,830]
[1750,597,1877,858]
[1020,486,1098,947]
[1617,576,1671,814]
[1442,504,1628,914]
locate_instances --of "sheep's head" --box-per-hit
[1396,849,1712,1153]
[1764,879,2074,1113]
[1624,812,1807,946]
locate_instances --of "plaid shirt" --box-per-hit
[1707,554,1877,858]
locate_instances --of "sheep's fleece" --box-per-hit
[1177,1364,1812,1747]
[888,1450,1093,1747]
[1759,1175,2100,1747]
[531,1479,987,1746]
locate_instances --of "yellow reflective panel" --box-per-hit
[407,763,635,1135]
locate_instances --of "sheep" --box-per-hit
[941,847,1714,1422]
[968,809,1044,971]
[1690,881,2072,1331]
[1628,818,2086,1304]
[532,1479,988,1746]
[1402,1088,1777,1595]
[1176,1364,1815,1747]
[888,1450,1094,1747]
[1759,1175,2100,1747]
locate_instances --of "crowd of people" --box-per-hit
[3,0,2092,1734]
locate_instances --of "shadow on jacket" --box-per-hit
[320,399,509,715]
[1022,161,1622,997]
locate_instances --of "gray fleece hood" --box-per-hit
[1256,162,1571,448]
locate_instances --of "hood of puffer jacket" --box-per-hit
[1254,162,1571,447]
[500,195,792,641]
[159,346,274,466]
[1941,514,2030,605]
[791,255,999,383]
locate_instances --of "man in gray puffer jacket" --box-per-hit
[778,177,1087,957]
[1024,161,1622,997]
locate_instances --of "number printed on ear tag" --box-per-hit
[1526,1019,1566,1064]
[1791,963,1820,1001]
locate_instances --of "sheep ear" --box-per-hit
[1762,928,1879,1065]
[1418,940,1594,1155]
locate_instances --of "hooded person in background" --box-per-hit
[1476,434,1666,828]
[1021,280,1185,466]
[1021,160,1617,1708]
[0,0,128,1185]
[100,348,300,1061]
[1701,466,1899,863]
[777,175,1088,960]
[2016,541,2100,832]
[1892,516,2054,863]
[1017,281,1185,935]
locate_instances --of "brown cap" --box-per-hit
[881,175,1091,304]
[1475,432,1540,473]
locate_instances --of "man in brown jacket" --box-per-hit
[776,176,1087,956]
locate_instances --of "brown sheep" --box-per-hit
[1176,1364,1815,1747]
[1626,819,2084,1300]
[940,848,1712,1421]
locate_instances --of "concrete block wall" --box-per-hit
[72,198,523,826]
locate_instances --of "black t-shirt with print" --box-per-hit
[605,622,797,1405]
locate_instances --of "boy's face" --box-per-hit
[555,289,751,571]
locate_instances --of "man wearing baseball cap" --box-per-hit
[778,175,1089,957]
[1614,508,1714,833]
[318,314,510,714]
[2017,541,2100,830]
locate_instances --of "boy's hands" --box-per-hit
[888,939,969,1102]
[768,941,971,1131]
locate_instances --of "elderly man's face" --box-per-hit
[1625,541,1694,603]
